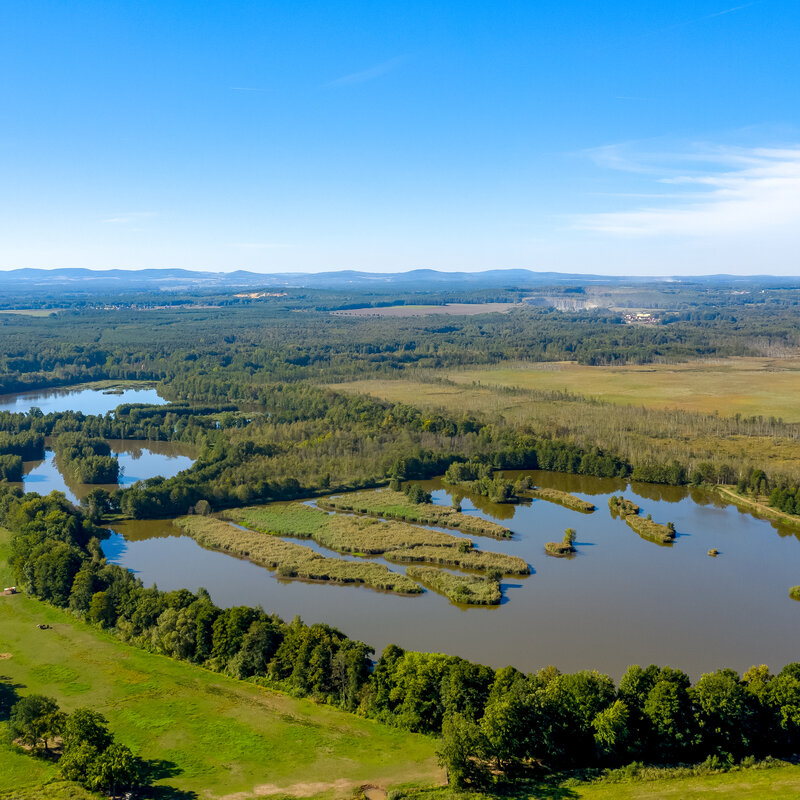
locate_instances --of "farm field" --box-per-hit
[442,357,800,421]
[0,527,442,800]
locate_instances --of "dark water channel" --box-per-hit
[102,471,800,678]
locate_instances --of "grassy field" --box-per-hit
[175,515,422,594]
[318,489,512,538]
[405,763,800,799]
[0,527,443,800]
[0,309,55,317]
[442,357,800,421]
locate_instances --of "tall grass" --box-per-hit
[529,487,595,513]
[318,489,513,538]
[405,566,501,606]
[175,516,422,594]
[385,545,529,575]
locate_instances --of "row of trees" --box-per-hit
[6,486,800,786]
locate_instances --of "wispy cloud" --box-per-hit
[328,56,407,87]
[103,212,155,225]
[574,144,800,238]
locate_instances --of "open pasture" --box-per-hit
[443,357,800,421]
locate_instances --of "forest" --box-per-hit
[3,280,800,795]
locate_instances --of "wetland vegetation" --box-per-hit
[318,488,513,538]
[5,278,800,795]
[175,515,422,594]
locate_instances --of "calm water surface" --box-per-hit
[20,441,195,503]
[103,471,800,678]
[0,384,166,415]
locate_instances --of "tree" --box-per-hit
[438,713,489,788]
[592,699,629,759]
[88,742,140,799]
[63,707,113,752]
[9,694,65,753]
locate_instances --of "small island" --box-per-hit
[545,528,577,557]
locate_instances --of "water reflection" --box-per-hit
[0,384,166,415]
[18,441,195,503]
[103,470,800,679]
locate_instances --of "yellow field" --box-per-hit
[328,370,800,479]
[442,358,800,421]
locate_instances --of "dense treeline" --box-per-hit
[6,488,800,786]
[3,290,800,398]
[52,434,119,484]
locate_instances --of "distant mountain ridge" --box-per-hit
[0,267,788,296]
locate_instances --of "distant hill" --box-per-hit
[1,267,790,297]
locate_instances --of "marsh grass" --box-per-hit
[528,487,595,513]
[405,567,501,606]
[176,516,422,593]
[318,489,512,538]
[384,545,530,575]
[226,503,463,553]
[624,515,676,545]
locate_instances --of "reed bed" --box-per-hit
[384,545,529,575]
[175,516,422,594]
[528,487,595,513]
[226,503,463,554]
[624,515,676,545]
[405,566,501,606]
[318,489,513,538]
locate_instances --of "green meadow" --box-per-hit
[0,527,442,800]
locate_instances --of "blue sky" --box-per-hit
[2,1,799,274]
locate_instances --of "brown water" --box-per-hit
[19,440,195,503]
[102,471,800,678]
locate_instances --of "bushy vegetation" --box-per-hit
[608,496,641,517]
[52,433,119,484]
[175,515,422,594]
[318,489,512,538]
[545,528,577,557]
[405,567,501,606]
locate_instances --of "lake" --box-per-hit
[0,384,167,415]
[20,440,195,503]
[102,471,800,678]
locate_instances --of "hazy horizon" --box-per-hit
[2,2,799,275]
